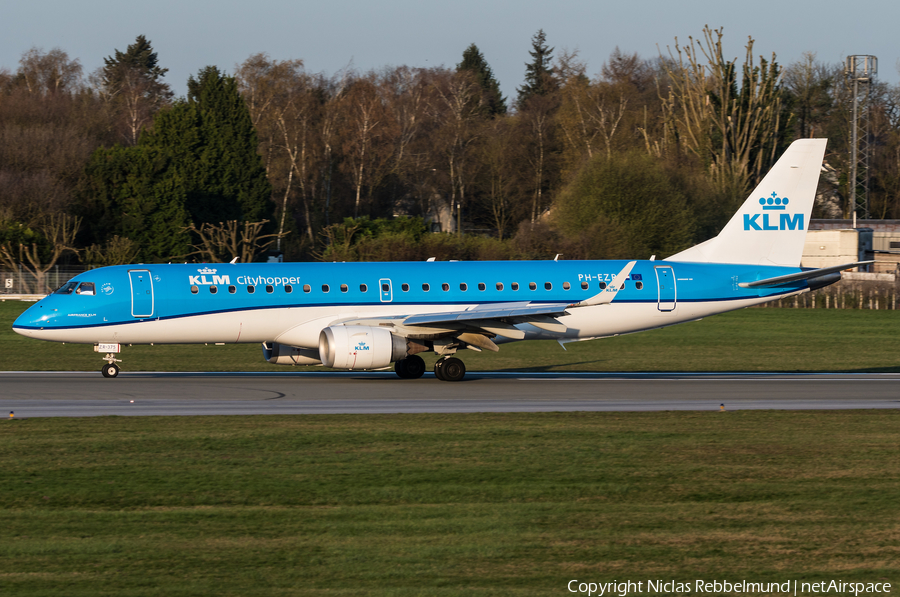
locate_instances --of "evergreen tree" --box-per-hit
[76,144,192,261]
[178,66,273,224]
[77,65,274,261]
[457,44,507,116]
[101,35,173,102]
[516,29,558,108]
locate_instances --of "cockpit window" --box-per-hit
[55,282,78,294]
[75,282,95,295]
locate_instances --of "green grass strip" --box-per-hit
[1,412,898,595]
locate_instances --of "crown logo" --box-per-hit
[197,267,217,275]
[759,192,789,211]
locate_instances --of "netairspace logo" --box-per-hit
[566,579,893,596]
[743,192,804,231]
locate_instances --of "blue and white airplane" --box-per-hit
[13,139,866,381]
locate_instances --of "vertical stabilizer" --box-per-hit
[667,139,827,266]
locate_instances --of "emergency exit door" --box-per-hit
[655,266,676,312]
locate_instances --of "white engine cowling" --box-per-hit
[262,342,322,365]
[318,326,407,370]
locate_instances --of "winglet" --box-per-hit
[573,261,637,307]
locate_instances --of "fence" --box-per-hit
[757,275,898,310]
[1,267,88,295]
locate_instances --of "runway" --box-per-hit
[2,371,899,417]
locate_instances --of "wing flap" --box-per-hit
[403,302,570,325]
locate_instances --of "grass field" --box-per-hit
[2,300,900,373]
[1,412,898,596]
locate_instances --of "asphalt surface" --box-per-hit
[2,371,899,417]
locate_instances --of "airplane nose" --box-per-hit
[12,302,48,337]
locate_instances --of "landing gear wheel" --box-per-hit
[440,357,465,382]
[403,355,426,379]
[394,359,410,379]
[101,363,120,378]
[433,359,447,381]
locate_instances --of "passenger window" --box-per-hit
[229,285,236,294]
[422,283,430,292]
[303,284,311,293]
[635,281,644,290]
[599,282,607,290]
[76,282,95,295]
[381,283,390,292]
[401,283,409,292]
[191,285,199,294]
[266,285,274,293]
[477,283,486,291]
[285,285,292,293]
[511,282,519,291]
[322,284,330,293]
[563,282,570,290]
[460,283,468,291]
[581,282,588,290]
[545,282,552,290]
[441,283,449,291]
[496,282,503,291]
[55,282,78,294]
[210,286,218,294]
[247,285,255,294]
[360,284,368,292]
[341,284,348,293]
[529,282,536,290]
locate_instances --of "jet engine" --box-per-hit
[318,326,408,370]
[262,342,322,365]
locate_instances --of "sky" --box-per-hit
[1,0,898,102]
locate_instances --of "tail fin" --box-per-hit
[667,139,827,266]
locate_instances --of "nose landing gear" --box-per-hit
[101,362,120,378]
[94,344,122,378]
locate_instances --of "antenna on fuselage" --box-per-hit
[554,254,562,262]
[230,256,240,264]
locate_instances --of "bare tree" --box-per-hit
[433,70,484,234]
[659,26,785,196]
[0,214,81,293]
[185,220,288,264]
[340,75,391,218]
[17,48,82,96]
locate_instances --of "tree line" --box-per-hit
[1,28,899,278]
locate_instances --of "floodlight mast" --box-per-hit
[845,55,877,220]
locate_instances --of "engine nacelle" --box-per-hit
[262,342,322,366]
[318,326,407,370]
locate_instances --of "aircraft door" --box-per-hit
[129,269,154,318]
[655,266,676,312]
[379,278,393,303]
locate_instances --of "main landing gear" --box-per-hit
[433,357,466,382]
[394,355,426,379]
[394,355,466,381]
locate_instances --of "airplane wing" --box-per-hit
[738,261,874,288]
[403,301,570,325]
[334,261,640,352]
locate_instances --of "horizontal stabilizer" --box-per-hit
[738,261,873,288]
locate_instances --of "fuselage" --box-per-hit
[13,259,808,347]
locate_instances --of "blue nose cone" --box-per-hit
[12,300,50,334]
